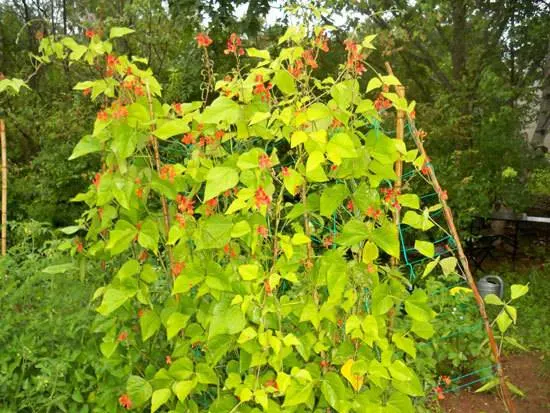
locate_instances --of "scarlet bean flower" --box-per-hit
[259,154,272,170]
[106,54,119,67]
[281,167,290,177]
[117,331,128,342]
[171,262,185,278]
[322,235,333,249]
[289,59,304,78]
[85,29,95,39]
[181,133,195,145]
[92,172,101,188]
[315,29,330,52]
[255,187,271,208]
[257,225,268,238]
[302,49,318,69]
[196,33,213,48]
[83,88,91,96]
[224,33,244,56]
[346,200,354,211]
[96,110,108,121]
[172,102,183,115]
[165,355,172,365]
[441,375,452,386]
[177,194,195,215]
[119,394,132,409]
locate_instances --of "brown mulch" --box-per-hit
[439,352,550,413]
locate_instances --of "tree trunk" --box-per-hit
[531,38,550,149]
[451,0,467,82]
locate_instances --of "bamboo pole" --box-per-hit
[385,63,405,266]
[0,119,6,256]
[406,117,516,413]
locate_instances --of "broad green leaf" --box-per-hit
[362,241,379,263]
[282,382,313,407]
[338,219,369,246]
[291,130,308,148]
[475,378,499,393]
[439,256,457,275]
[371,223,400,258]
[321,373,347,410]
[153,119,190,140]
[196,363,218,385]
[97,288,131,316]
[167,312,189,340]
[209,297,246,338]
[173,378,197,402]
[127,375,152,407]
[204,167,239,201]
[510,284,529,300]
[367,77,383,93]
[110,27,135,39]
[388,360,413,381]
[247,48,270,60]
[138,219,159,253]
[392,334,416,359]
[201,96,241,124]
[404,301,431,322]
[422,256,440,278]
[151,389,171,413]
[320,184,349,217]
[306,102,331,121]
[238,327,257,344]
[69,135,101,159]
[496,311,513,333]
[411,320,434,340]
[506,381,525,397]
[397,194,420,209]
[273,70,296,95]
[291,233,310,245]
[238,264,259,280]
[305,151,328,182]
[414,240,434,257]
[249,111,270,125]
[140,310,161,342]
[326,133,358,165]
[231,220,251,237]
[484,294,503,305]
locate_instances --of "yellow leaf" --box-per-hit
[450,287,472,296]
[341,359,364,392]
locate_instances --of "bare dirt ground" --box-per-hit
[439,352,550,413]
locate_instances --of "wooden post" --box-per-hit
[0,119,7,256]
[407,117,516,413]
[385,63,405,265]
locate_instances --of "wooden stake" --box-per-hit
[407,117,516,413]
[385,63,405,266]
[0,119,6,256]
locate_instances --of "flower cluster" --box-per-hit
[343,39,366,75]
[380,187,400,210]
[196,33,213,48]
[224,33,244,56]
[253,75,272,102]
[160,165,176,183]
[254,187,271,208]
[374,93,392,111]
[177,194,195,215]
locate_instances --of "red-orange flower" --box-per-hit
[106,54,119,67]
[175,213,186,228]
[255,187,271,208]
[117,331,128,342]
[441,375,452,386]
[196,33,213,48]
[83,88,91,96]
[224,33,244,56]
[171,261,185,278]
[181,133,195,145]
[315,30,330,52]
[111,104,128,119]
[173,102,183,115]
[346,200,354,211]
[435,386,445,400]
[257,225,268,238]
[165,355,172,365]
[215,130,225,140]
[176,194,195,215]
[302,49,318,69]
[259,154,272,170]
[92,172,101,188]
[119,394,132,409]
[322,235,333,249]
[289,59,304,78]
[374,94,392,111]
[85,29,95,39]
[97,111,108,121]
[160,165,176,183]
[281,167,290,177]
[264,279,272,295]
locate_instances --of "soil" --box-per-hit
[439,352,550,413]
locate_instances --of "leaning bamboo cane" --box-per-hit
[407,118,516,413]
[0,119,6,256]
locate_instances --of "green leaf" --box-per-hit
[392,334,416,359]
[231,220,251,237]
[326,133,358,165]
[140,310,161,342]
[411,320,434,339]
[475,378,499,393]
[127,375,152,407]
[404,301,431,322]
[153,119,190,140]
[237,327,257,344]
[138,219,160,253]
[69,135,102,160]
[110,27,135,39]
[306,151,328,182]
[422,256,440,278]
[209,297,246,338]
[291,130,308,148]
[506,381,525,397]
[362,241,379,263]
[167,312,189,340]
[367,77,383,93]
[151,389,171,413]
[173,378,197,402]
[397,194,420,209]
[106,220,137,255]
[388,360,413,381]
[283,382,313,407]
[291,233,310,245]
[196,363,218,385]
[204,167,239,201]
[484,294,503,305]
[238,264,260,280]
[414,240,434,257]
[97,288,131,316]
[496,311,513,333]
[273,70,296,95]
[510,284,529,300]
[201,96,241,124]
[247,48,270,60]
[371,222,400,258]
[321,373,347,411]
[338,219,369,246]
[320,184,349,217]
[306,102,331,121]
[439,257,457,275]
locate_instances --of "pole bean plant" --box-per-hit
[35,25,467,412]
